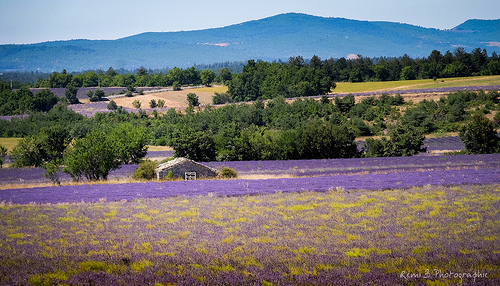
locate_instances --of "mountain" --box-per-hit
[1,13,499,72]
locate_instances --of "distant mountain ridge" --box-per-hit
[1,13,499,72]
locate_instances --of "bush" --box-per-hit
[149,99,157,108]
[219,167,238,179]
[107,100,118,110]
[459,114,500,154]
[0,144,7,168]
[132,100,141,109]
[133,160,159,180]
[364,124,426,157]
[157,99,165,108]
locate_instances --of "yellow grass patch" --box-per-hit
[333,75,500,94]
[0,138,21,151]
[112,85,227,110]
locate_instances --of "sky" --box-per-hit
[1,0,499,44]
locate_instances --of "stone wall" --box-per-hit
[156,160,217,180]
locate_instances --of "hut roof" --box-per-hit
[155,157,217,173]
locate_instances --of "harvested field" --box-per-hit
[112,86,223,110]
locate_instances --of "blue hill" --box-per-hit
[1,13,499,72]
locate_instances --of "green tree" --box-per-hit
[149,99,157,108]
[187,93,199,107]
[33,89,58,112]
[200,70,216,86]
[171,128,216,162]
[64,129,121,181]
[459,114,500,154]
[64,124,148,181]
[215,68,232,84]
[157,99,165,108]
[364,124,425,157]
[65,83,80,104]
[11,126,71,168]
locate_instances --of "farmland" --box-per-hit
[0,183,498,285]
[1,148,500,284]
[1,72,500,284]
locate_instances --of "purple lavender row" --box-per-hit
[1,167,498,204]
[204,153,500,173]
[28,87,163,99]
[1,153,498,185]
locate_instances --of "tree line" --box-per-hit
[3,47,498,91]
[2,89,498,171]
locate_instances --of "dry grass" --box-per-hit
[112,86,227,110]
[0,138,21,152]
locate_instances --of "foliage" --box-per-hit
[364,124,426,157]
[171,128,216,162]
[133,160,159,180]
[459,114,500,154]
[200,69,216,86]
[63,129,121,181]
[64,123,148,181]
[42,158,63,185]
[0,85,58,115]
[132,100,141,109]
[218,167,238,179]
[10,126,71,168]
[186,93,199,107]
[0,144,7,168]
[157,99,165,108]
[107,100,118,110]
[86,88,105,102]
[212,92,232,105]
[149,99,157,108]
[65,83,80,104]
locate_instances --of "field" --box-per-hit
[2,80,500,285]
[112,86,225,110]
[1,151,499,285]
[332,75,500,94]
[0,184,498,285]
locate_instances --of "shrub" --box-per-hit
[107,100,118,110]
[132,100,141,109]
[0,144,7,168]
[219,167,238,179]
[459,114,500,154]
[157,99,165,108]
[133,160,159,180]
[149,99,157,108]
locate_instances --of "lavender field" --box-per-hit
[0,185,498,285]
[1,153,499,285]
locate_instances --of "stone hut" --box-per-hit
[155,157,217,181]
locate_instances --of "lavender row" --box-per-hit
[29,87,164,99]
[1,167,499,204]
[205,153,500,174]
[1,153,498,186]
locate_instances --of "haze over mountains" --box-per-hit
[1,13,499,72]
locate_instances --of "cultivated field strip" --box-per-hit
[0,185,498,285]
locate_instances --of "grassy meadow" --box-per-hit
[1,185,498,285]
[333,75,500,94]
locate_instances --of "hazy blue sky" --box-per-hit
[1,0,499,44]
